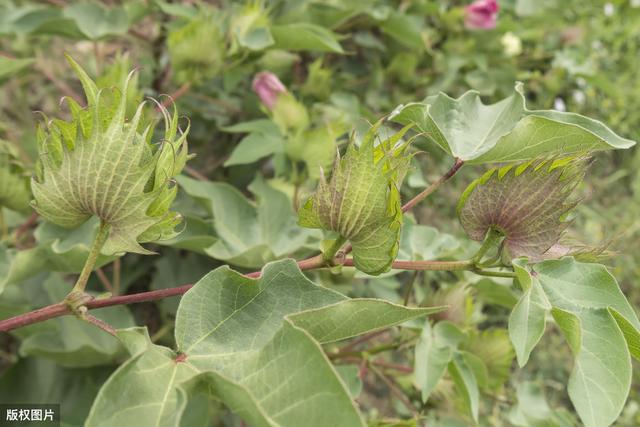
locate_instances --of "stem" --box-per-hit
[343,258,474,271]
[323,236,347,263]
[70,222,110,295]
[471,269,516,279]
[369,364,419,417]
[84,314,116,337]
[95,268,113,293]
[401,157,464,213]
[472,227,503,264]
[113,258,121,296]
[159,82,192,109]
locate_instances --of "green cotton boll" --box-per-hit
[457,157,588,260]
[31,55,191,255]
[298,122,414,275]
[285,125,336,179]
[168,16,226,85]
[271,93,310,135]
[0,140,31,213]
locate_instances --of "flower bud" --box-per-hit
[31,56,190,255]
[464,0,499,30]
[457,157,587,260]
[252,71,287,109]
[298,122,413,275]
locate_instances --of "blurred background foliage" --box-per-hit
[1,0,640,425]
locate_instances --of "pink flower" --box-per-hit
[252,71,287,109]
[465,0,499,30]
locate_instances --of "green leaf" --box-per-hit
[414,320,460,402]
[298,123,412,275]
[63,3,130,40]
[0,56,34,83]
[0,244,48,294]
[174,259,363,426]
[551,307,629,427]
[31,56,189,255]
[86,328,193,427]
[92,260,445,426]
[224,132,284,166]
[288,299,445,343]
[508,258,640,427]
[509,259,551,366]
[448,352,479,423]
[378,11,423,50]
[271,23,344,53]
[390,83,635,163]
[0,140,31,213]
[178,175,317,268]
[398,218,460,261]
[508,382,575,427]
[19,274,135,367]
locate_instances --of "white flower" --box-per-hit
[501,32,522,57]
[604,3,615,16]
[572,90,586,105]
[554,97,567,112]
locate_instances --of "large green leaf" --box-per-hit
[63,3,130,40]
[507,257,640,427]
[390,83,635,163]
[86,328,193,427]
[271,23,344,53]
[177,175,317,268]
[88,260,443,426]
[448,352,480,423]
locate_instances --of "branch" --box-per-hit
[0,157,469,333]
[0,256,483,332]
[401,157,464,213]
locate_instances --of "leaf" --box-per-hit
[288,299,445,343]
[0,244,48,295]
[457,158,586,259]
[414,320,458,402]
[178,175,317,268]
[0,139,31,213]
[398,218,460,261]
[390,83,635,163]
[224,132,285,167]
[271,23,344,53]
[298,123,412,275]
[508,381,575,427]
[508,257,640,427]
[378,11,424,50]
[91,260,445,426]
[62,3,130,40]
[31,56,189,255]
[19,274,135,367]
[509,280,549,366]
[34,218,116,273]
[448,352,480,423]
[551,307,629,427]
[85,328,193,427]
[0,56,34,83]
